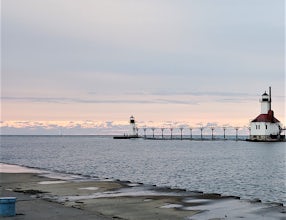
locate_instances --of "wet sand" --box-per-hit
[0,163,285,220]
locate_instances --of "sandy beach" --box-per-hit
[0,163,285,220]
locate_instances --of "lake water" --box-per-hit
[0,135,285,205]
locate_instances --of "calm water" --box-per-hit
[0,135,285,205]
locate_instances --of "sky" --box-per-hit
[1,0,285,135]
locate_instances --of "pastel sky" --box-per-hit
[1,0,285,135]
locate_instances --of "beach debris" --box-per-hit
[13,189,46,195]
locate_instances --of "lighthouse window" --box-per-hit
[266,125,267,129]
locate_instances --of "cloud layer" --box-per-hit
[1,120,251,135]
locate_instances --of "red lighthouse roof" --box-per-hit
[251,110,280,123]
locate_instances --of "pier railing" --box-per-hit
[137,126,250,141]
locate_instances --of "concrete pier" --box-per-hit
[136,126,250,141]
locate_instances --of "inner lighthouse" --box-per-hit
[260,87,271,114]
[248,86,284,142]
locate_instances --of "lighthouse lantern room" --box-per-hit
[248,87,284,141]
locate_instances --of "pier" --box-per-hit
[136,126,250,141]
[117,104,285,141]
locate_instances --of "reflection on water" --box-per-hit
[0,136,285,205]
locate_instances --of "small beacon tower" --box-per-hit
[113,115,140,139]
[248,87,284,141]
[129,115,138,137]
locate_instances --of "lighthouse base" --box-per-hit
[246,135,285,142]
[113,135,140,139]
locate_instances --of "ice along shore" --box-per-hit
[0,163,285,220]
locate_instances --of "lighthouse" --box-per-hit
[248,87,284,141]
[113,115,140,139]
[128,115,138,137]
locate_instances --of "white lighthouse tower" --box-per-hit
[113,115,139,139]
[128,115,138,137]
[260,91,271,114]
[248,87,284,141]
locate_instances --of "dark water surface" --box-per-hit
[1,135,285,205]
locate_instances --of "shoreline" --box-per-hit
[2,162,285,205]
[1,163,285,219]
